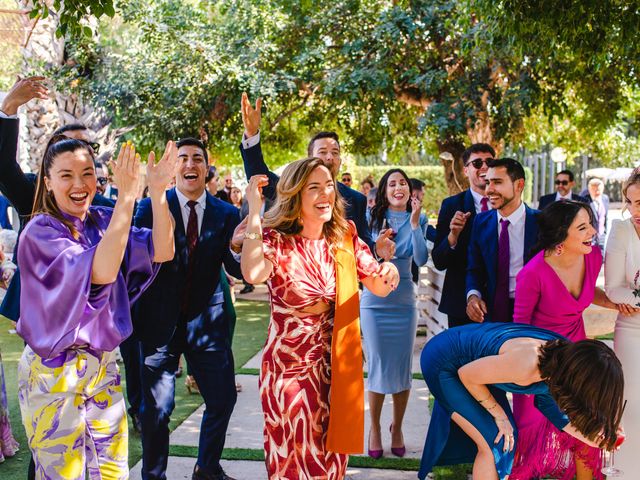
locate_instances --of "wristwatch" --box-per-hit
[244,232,262,241]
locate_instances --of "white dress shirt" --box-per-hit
[470,188,491,214]
[467,201,526,300]
[555,192,573,201]
[0,111,17,119]
[497,201,527,298]
[175,188,206,235]
[241,131,261,150]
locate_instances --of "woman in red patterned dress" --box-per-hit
[241,158,399,479]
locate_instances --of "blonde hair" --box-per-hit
[262,157,349,248]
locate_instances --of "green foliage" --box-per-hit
[29,0,115,37]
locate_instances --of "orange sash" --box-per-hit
[326,232,364,454]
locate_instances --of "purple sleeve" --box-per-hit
[16,213,159,359]
[122,225,161,303]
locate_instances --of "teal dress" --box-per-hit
[361,210,428,393]
[419,323,570,480]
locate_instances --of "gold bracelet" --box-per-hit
[244,232,262,241]
[478,395,492,404]
[486,402,499,411]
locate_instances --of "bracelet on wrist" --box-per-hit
[244,232,262,241]
[478,394,492,404]
[486,402,499,411]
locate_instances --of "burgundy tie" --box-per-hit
[182,200,199,313]
[480,197,489,212]
[494,218,511,322]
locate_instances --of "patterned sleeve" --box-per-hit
[350,221,382,280]
[262,228,281,278]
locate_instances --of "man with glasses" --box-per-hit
[341,172,353,187]
[432,143,495,327]
[538,169,588,209]
[95,162,110,195]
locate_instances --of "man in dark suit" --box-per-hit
[0,76,116,480]
[237,93,381,252]
[432,143,496,326]
[466,158,539,323]
[538,169,588,209]
[134,137,240,480]
[585,177,610,254]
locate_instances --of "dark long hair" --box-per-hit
[369,168,413,232]
[533,200,595,255]
[32,135,96,239]
[538,339,625,449]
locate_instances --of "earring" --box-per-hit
[555,243,564,256]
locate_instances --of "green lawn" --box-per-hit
[0,299,270,479]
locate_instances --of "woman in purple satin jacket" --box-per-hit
[16,137,177,480]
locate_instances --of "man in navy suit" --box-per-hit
[236,93,382,252]
[432,143,496,327]
[134,138,241,480]
[466,158,539,323]
[585,177,610,254]
[537,169,588,209]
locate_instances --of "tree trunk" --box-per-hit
[437,139,468,195]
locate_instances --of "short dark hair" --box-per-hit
[176,137,208,162]
[341,172,351,177]
[533,200,595,254]
[205,165,217,183]
[462,143,496,164]
[557,170,575,182]
[307,131,340,157]
[53,123,88,136]
[487,157,525,183]
[410,178,425,191]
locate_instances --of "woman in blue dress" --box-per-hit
[361,168,429,457]
[419,322,625,480]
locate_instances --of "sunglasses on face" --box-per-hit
[465,158,494,169]
[97,177,108,186]
[555,180,570,186]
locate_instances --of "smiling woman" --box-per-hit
[240,157,398,479]
[15,137,177,480]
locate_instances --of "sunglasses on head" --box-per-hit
[465,158,494,169]
[555,180,570,186]
[48,134,100,155]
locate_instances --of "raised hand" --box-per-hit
[241,92,262,138]
[410,196,422,229]
[1,76,49,116]
[448,211,471,247]
[375,228,396,261]
[111,142,140,201]
[146,140,178,196]
[245,174,269,212]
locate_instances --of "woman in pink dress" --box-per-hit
[240,158,399,479]
[511,200,633,480]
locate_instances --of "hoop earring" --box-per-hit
[555,243,564,256]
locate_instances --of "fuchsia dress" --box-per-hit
[511,247,603,479]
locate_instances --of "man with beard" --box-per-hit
[431,144,495,326]
[466,158,539,323]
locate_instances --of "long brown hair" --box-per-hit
[262,157,349,248]
[538,339,625,449]
[369,168,413,232]
[32,135,97,239]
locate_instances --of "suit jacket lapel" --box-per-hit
[463,189,476,217]
[486,210,498,278]
[524,205,538,261]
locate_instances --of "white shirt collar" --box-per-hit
[175,188,206,210]
[469,188,486,206]
[555,192,572,201]
[497,201,526,226]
